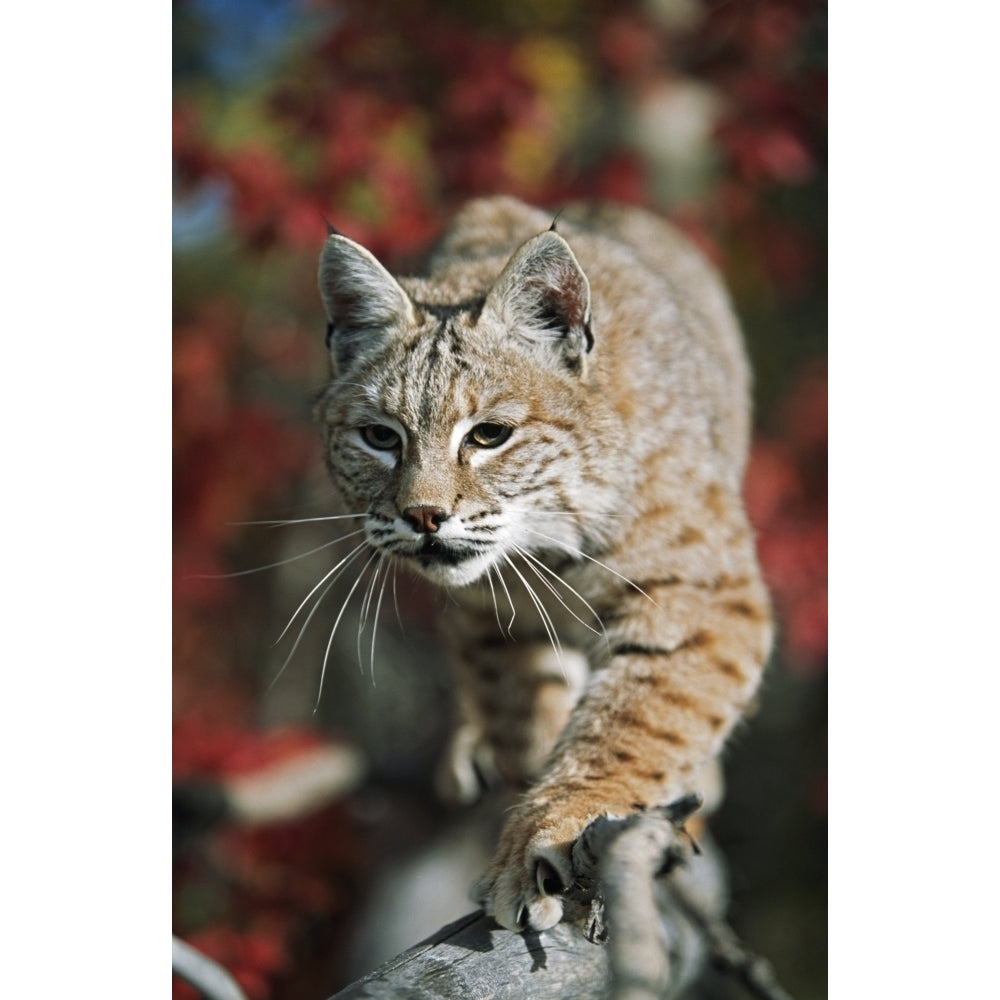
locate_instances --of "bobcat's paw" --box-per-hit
[472,803,583,932]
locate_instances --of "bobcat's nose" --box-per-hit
[402,505,449,534]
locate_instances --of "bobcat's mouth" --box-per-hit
[414,535,482,568]
[409,536,496,586]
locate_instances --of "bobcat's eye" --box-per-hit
[361,424,401,450]
[466,423,512,448]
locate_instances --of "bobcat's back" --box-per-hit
[425,195,751,479]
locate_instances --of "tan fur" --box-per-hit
[315,196,773,932]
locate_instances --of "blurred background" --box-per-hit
[172,1,827,997]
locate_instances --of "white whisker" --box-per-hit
[315,550,380,713]
[196,529,367,579]
[535,509,630,518]
[502,554,564,675]
[493,562,517,633]
[267,542,370,691]
[522,528,661,609]
[232,513,367,528]
[512,545,604,638]
[369,557,389,686]
[391,562,405,633]
[356,555,382,671]
[267,577,337,693]
[484,567,508,639]
[274,540,370,645]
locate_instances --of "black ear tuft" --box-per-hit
[318,234,415,373]
[483,230,593,374]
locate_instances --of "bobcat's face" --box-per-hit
[318,315,587,588]
[316,225,605,588]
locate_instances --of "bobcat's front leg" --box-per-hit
[475,582,770,932]
[438,624,589,804]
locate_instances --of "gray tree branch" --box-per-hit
[327,796,794,1000]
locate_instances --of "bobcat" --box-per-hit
[315,196,773,933]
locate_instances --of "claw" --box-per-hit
[535,858,565,896]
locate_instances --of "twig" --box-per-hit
[569,795,797,1000]
[568,795,708,1000]
[671,886,797,1000]
[172,936,250,1000]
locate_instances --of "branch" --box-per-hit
[329,797,728,1000]
[671,891,797,1000]
[328,796,797,1000]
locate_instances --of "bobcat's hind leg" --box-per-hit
[438,644,588,805]
[477,644,588,789]
[434,721,501,806]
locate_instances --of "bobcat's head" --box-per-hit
[315,226,606,588]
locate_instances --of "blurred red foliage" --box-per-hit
[173,717,365,999]
[175,925,290,1000]
[173,298,316,615]
[746,369,828,672]
[173,718,327,780]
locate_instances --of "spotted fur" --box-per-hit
[315,196,773,932]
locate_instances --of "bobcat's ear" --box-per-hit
[483,230,593,374]
[318,234,415,372]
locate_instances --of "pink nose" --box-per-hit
[402,505,448,533]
